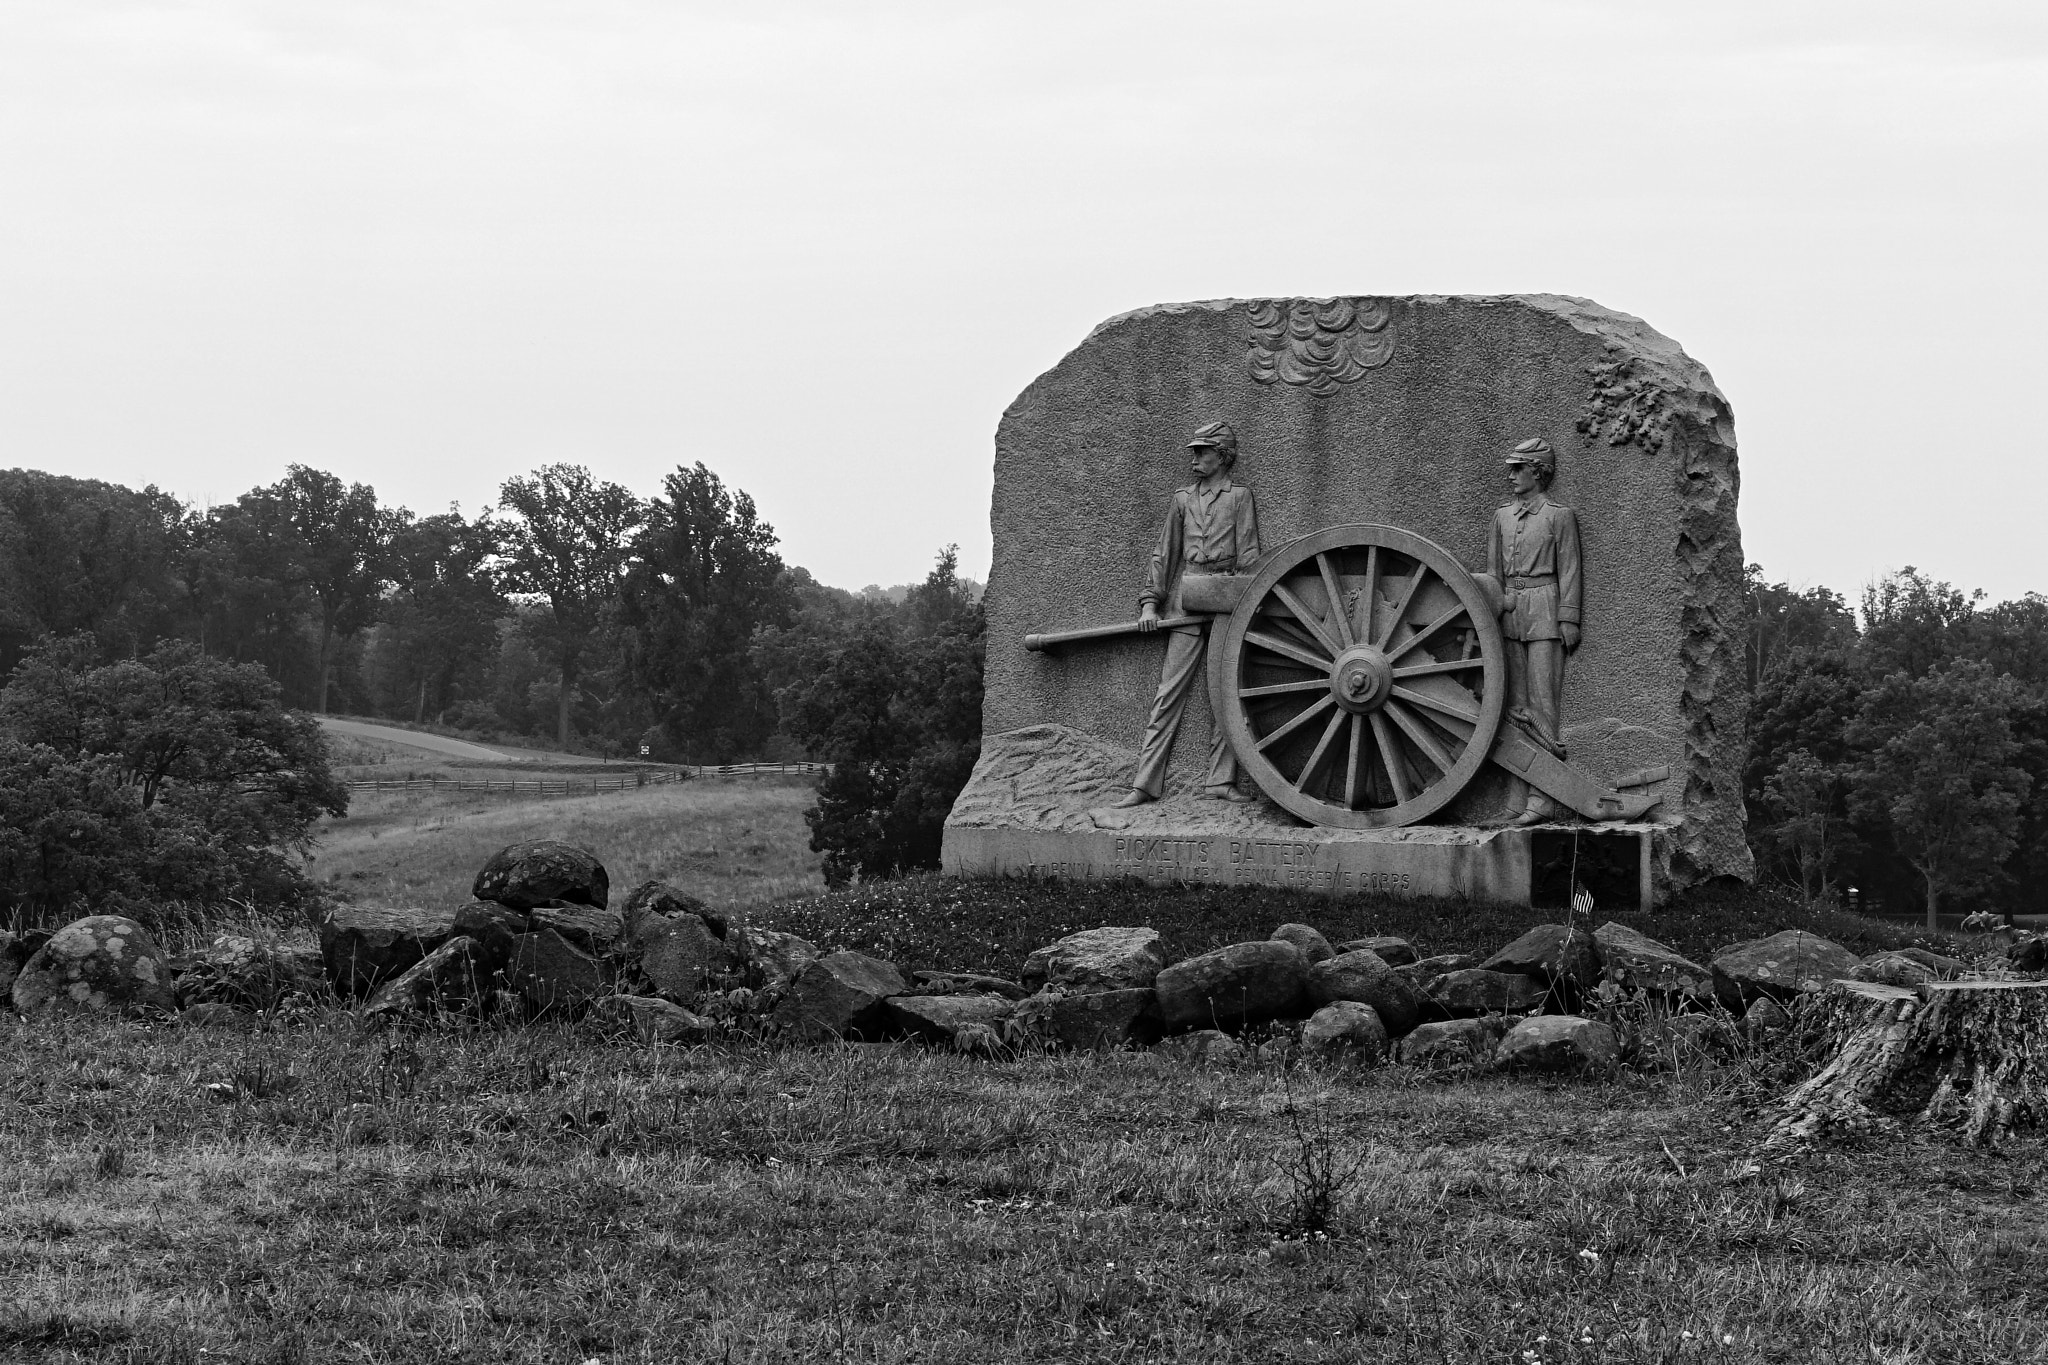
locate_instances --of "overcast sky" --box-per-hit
[3,2,2043,600]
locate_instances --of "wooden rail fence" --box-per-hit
[345,761,828,796]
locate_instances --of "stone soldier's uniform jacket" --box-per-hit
[1140,477,1261,625]
[1128,475,1260,798]
[1486,495,1581,642]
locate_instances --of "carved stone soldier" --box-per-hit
[1486,437,1582,825]
[1109,421,1261,807]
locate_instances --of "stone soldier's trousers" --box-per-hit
[1131,626,1237,799]
[1505,636,1566,813]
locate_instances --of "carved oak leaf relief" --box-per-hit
[1245,298,1395,397]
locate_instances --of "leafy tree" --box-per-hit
[0,470,186,673]
[0,639,346,923]
[497,465,645,749]
[267,466,394,714]
[620,463,791,762]
[1756,749,1849,905]
[783,547,984,885]
[1860,567,1980,679]
[1744,564,1858,697]
[181,493,317,696]
[1848,660,2031,929]
[375,510,506,724]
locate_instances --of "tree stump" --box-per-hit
[1766,978,2048,1150]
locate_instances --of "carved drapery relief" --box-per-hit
[1245,298,1394,397]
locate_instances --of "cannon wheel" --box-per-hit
[1209,524,1506,828]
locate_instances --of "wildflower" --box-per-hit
[1578,1248,1600,1263]
[1723,1334,1736,1346]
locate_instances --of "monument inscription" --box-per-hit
[945,294,1751,904]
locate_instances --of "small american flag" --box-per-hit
[1571,883,1595,920]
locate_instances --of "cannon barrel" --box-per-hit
[1024,615,1205,653]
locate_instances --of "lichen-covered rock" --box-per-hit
[319,905,458,995]
[620,880,720,939]
[1711,931,1860,1010]
[1743,995,1791,1033]
[1154,941,1307,1030]
[1012,987,1163,1050]
[1396,1017,1511,1068]
[910,970,1030,1000]
[1306,950,1427,1036]
[587,993,709,1044]
[1852,952,1938,989]
[1301,1002,1388,1064]
[1399,952,1481,983]
[1892,947,1969,979]
[772,950,907,1039]
[1483,924,1602,990]
[472,840,609,911]
[1021,926,1167,993]
[1271,924,1336,964]
[12,915,177,1016]
[507,929,606,1017]
[1152,1029,1243,1066]
[174,934,326,1011]
[1425,968,1547,1017]
[1497,1015,1620,1073]
[729,926,821,997]
[887,993,1017,1046]
[1339,936,1417,967]
[365,936,490,1025]
[451,900,526,976]
[0,930,30,1002]
[1593,921,1711,998]
[528,903,624,955]
[637,913,737,1006]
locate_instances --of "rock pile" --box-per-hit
[9,836,2018,1085]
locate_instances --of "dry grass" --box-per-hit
[308,778,825,913]
[1,1011,2042,1364]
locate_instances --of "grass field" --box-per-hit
[309,778,824,913]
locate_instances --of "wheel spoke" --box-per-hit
[1294,708,1348,793]
[1317,553,1354,648]
[1373,569,1426,651]
[1269,581,1344,658]
[1343,713,1364,809]
[1356,545,1378,645]
[1369,711,1412,803]
[1240,678,1330,699]
[1254,693,1336,752]
[1388,602,1469,661]
[1391,685,1479,725]
[1245,629,1334,673]
[1384,700,1457,776]
[1392,657,1483,679]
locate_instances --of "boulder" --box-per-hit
[1021,926,1167,993]
[1013,987,1163,1050]
[0,930,29,1001]
[2011,937,2047,972]
[637,913,737,1006]
[1497,1015,1621,1073]
[11,916,178,1017]
[1852,952,1938,989]
[1483,924,1602,990]
[620,880,721,939]
[587,993,709,1044]
[1592,922,1711,998]
[910,970,1029,1000]
[1154,941,1308,1030]
[1301,1002,1388,1064]
[365,936,490,1025]
[1396,1017,1511,1068]
[1339,935,1418,967]
[1152,1029,1244,1066]
[174,934,325,1011]
[1710,931,1860,1010]
[1892,946,1969,979]
[1306,950,1427,1036]
[771,950,908,1039]
[1425,968,1547,1017]
[528,903,624,955]
[507,929,606,1017]
[1399,952,1481,983]
[451,900,527,975]
[1270,924,1337,964]
[1743,996,1791,1033]
[886,993,1018,1046]
[319,905,458,995]
[729,926,821,997]
[472,840,609,911]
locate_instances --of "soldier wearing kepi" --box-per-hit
[1487,437,1582,826]
[1109,421,1261,808]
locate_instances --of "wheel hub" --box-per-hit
[1329,645,1394,714]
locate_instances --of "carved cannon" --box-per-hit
[1027,523,1662,829]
